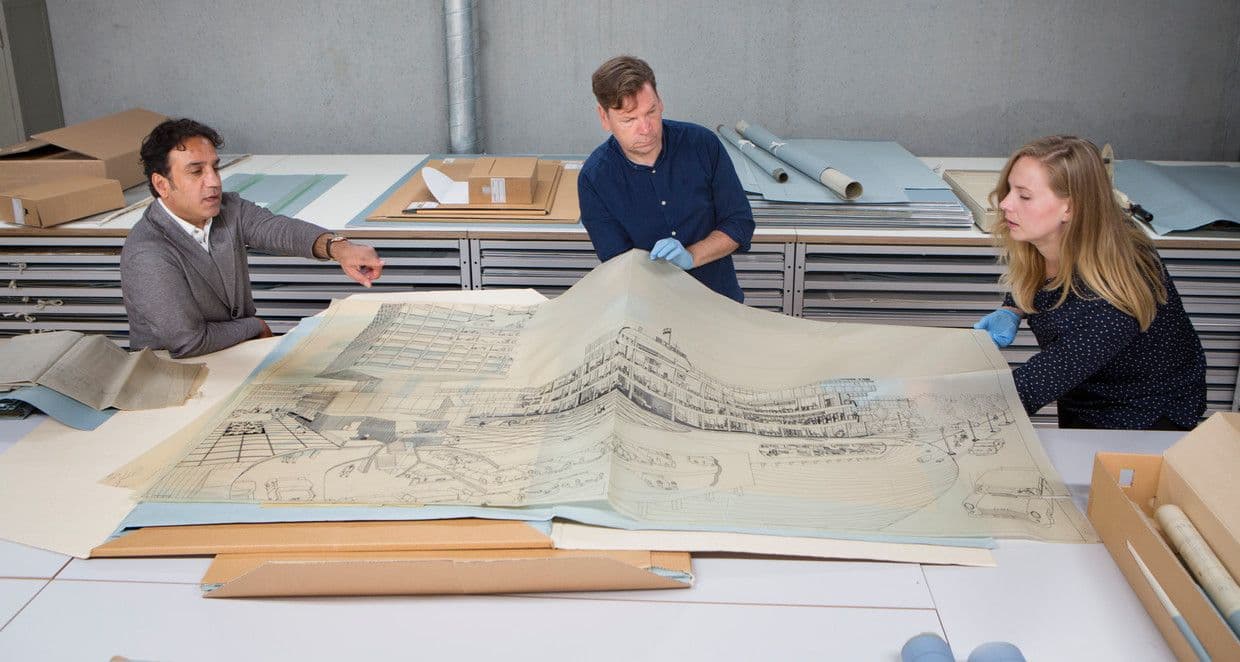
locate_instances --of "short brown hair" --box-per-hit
[591,55,657,110]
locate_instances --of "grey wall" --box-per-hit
[49,0,1240,160]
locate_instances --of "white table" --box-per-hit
[0,414,1178,661]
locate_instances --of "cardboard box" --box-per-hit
[1087,413,1240,661]
[943,169,1002,233]
[468,156,537,205]
[0,176,124,227]
[0,108,168,191]
[367,158,580,224]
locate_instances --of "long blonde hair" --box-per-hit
[991,136,1166,330]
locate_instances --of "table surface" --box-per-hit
[0,412,1182,662]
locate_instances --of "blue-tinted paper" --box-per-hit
[1,385,115,430]
[223,173,345,217]
[1114,161,1240,234]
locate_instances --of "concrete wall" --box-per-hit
[48,0,1240,159]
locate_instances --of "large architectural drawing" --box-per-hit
[143,252,1093,542]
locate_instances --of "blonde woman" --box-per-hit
[974,136,1206,430]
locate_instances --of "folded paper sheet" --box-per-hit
[138,251,1093,544]
[0,331,207,410]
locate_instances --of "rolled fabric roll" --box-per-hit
[734,120,863,200]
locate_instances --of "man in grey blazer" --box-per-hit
[121,118,385,358]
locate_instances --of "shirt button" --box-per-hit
[661,201,667,206]
[651,169,656,174]
[671,231,677,236]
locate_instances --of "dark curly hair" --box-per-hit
[140,118,224,197]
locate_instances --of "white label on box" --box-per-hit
[490,177,506,203]
[442,158,455,164]
[11,199,24,224]
[563,161,583,170]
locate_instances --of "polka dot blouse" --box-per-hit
[1002,261,1207,430]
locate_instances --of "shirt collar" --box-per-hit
[159,198,212,252]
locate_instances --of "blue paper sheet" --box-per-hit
[0,385,115,430]
[1114,161,1240,235]
[222,173,345,217]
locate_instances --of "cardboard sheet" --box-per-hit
[200,549,693,597]
[93,519,554,557]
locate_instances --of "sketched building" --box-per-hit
[475,327,886,439]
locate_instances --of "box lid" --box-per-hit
[1,176,118,201]
[31,108,167,160]
[1163,413,1239,532]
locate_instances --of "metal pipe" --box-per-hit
[443,0,481,153]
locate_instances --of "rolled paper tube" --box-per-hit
[967,641,1027,662]
[820,167,863,200]
[1156,503,1240,638]
[901,632,954,662]
[734,120,863,200]
[716,125,788,183]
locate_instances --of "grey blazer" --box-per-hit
[120,192,325,358]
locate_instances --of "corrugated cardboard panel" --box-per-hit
[201,549,693,597]
[32,108,166,162]
[91,519,553,557]
[0,108,168,189]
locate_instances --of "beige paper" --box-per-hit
[139,252,1093,543]
[550,521,996,567]
[0,331,207,410]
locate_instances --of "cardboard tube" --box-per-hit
[821,168,863,200]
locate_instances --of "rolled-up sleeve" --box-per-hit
[706,135,754,252]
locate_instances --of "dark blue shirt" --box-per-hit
[578,119,755,302]
[1005,262,1206,430]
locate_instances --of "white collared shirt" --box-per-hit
[159,199,212,253]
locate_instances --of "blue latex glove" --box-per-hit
[973,308,1021,347]
[649,237,694,270]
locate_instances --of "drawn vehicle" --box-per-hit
[962,468,1054,526]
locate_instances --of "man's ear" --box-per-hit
[596,104,610,132]
[151,172,171,198]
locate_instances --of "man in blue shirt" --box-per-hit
[578,55,755,303]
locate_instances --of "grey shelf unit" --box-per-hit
[0,237,470,341]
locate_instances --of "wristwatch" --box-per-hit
[325,235,348,260]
